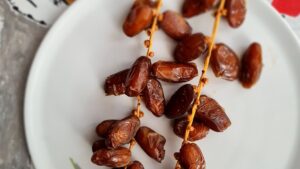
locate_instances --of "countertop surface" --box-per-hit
[0,1,46,169]
[0,0,299,169]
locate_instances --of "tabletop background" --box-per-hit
[0,0,299,169]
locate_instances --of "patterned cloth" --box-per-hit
[270,0,300,37]
[5,0,300,39]
[5,0,69,26]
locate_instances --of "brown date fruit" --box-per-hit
[104,69,129,96]
[195,95,231,132]
[173,116,209,141]
[106,115,140,149]
[211,43,240,81]
[239,42,262,88]
[225,0,247,28]
[175,143,206,169]
[135,126,166,162]
[114,161,144,169]
[123,4,153,37]
[182,0,216,18]
[165,84,195,119]
[174,33,208,63]
[92,140,106,152]
[127,161,144,169]
[159,10,192,40]
[96,120,117,138]
[142,78,165,117]
[125,56,151,97]
[91,147,131,168]
[152,61,198,82]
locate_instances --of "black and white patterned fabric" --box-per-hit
[6,0,69,26]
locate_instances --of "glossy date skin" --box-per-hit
[123,3,153,37]
[152,61,198,82]
[240,42,262,88]
[127,161,144,169]
[225,0,247,28]
[142,78,165,117]
[174,33,208,63]
[104,69,129,96]
[211,43,240,81]
[173,117,209,141]
[106,115,140,149]
[182,0,216,18]
[135,126,166,162]
[91,147,131,168]
[114,161,144,169]
[159,10,192,40]
[175,143,206,169]
[96,120,117,138]
[125,56,151,97]
[165,84,195,119]
[195,95,231,132]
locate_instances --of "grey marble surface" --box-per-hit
[0,1,47,169]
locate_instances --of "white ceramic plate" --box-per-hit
[25,0,300,169]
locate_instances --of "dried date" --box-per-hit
[142,78,165,117]
[195,95,231,132]
[106,115,140,149]
[225,0,246,28]
[211,43,240,81]
[135,126,166,162]
[240,42,262,88]
[125,56,151,97]
[91,147,131,168]
[173,116,209,141]
[175,143,206,169]
[174,33,208,63]
[165,84,195,119]
[114,161,144,169]
[104,69,129,96]
[159,10,192,40]
[152,61,198,82]
[182,0,216,18]
[127,161,144,169]
[123,4,153,37]
[96,120,117,138]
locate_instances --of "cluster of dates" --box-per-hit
[91,0,263,168]
[91,115,165,168]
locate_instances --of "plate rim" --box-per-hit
[24,0,300,169]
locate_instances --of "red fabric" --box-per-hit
[272,0,300,17]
